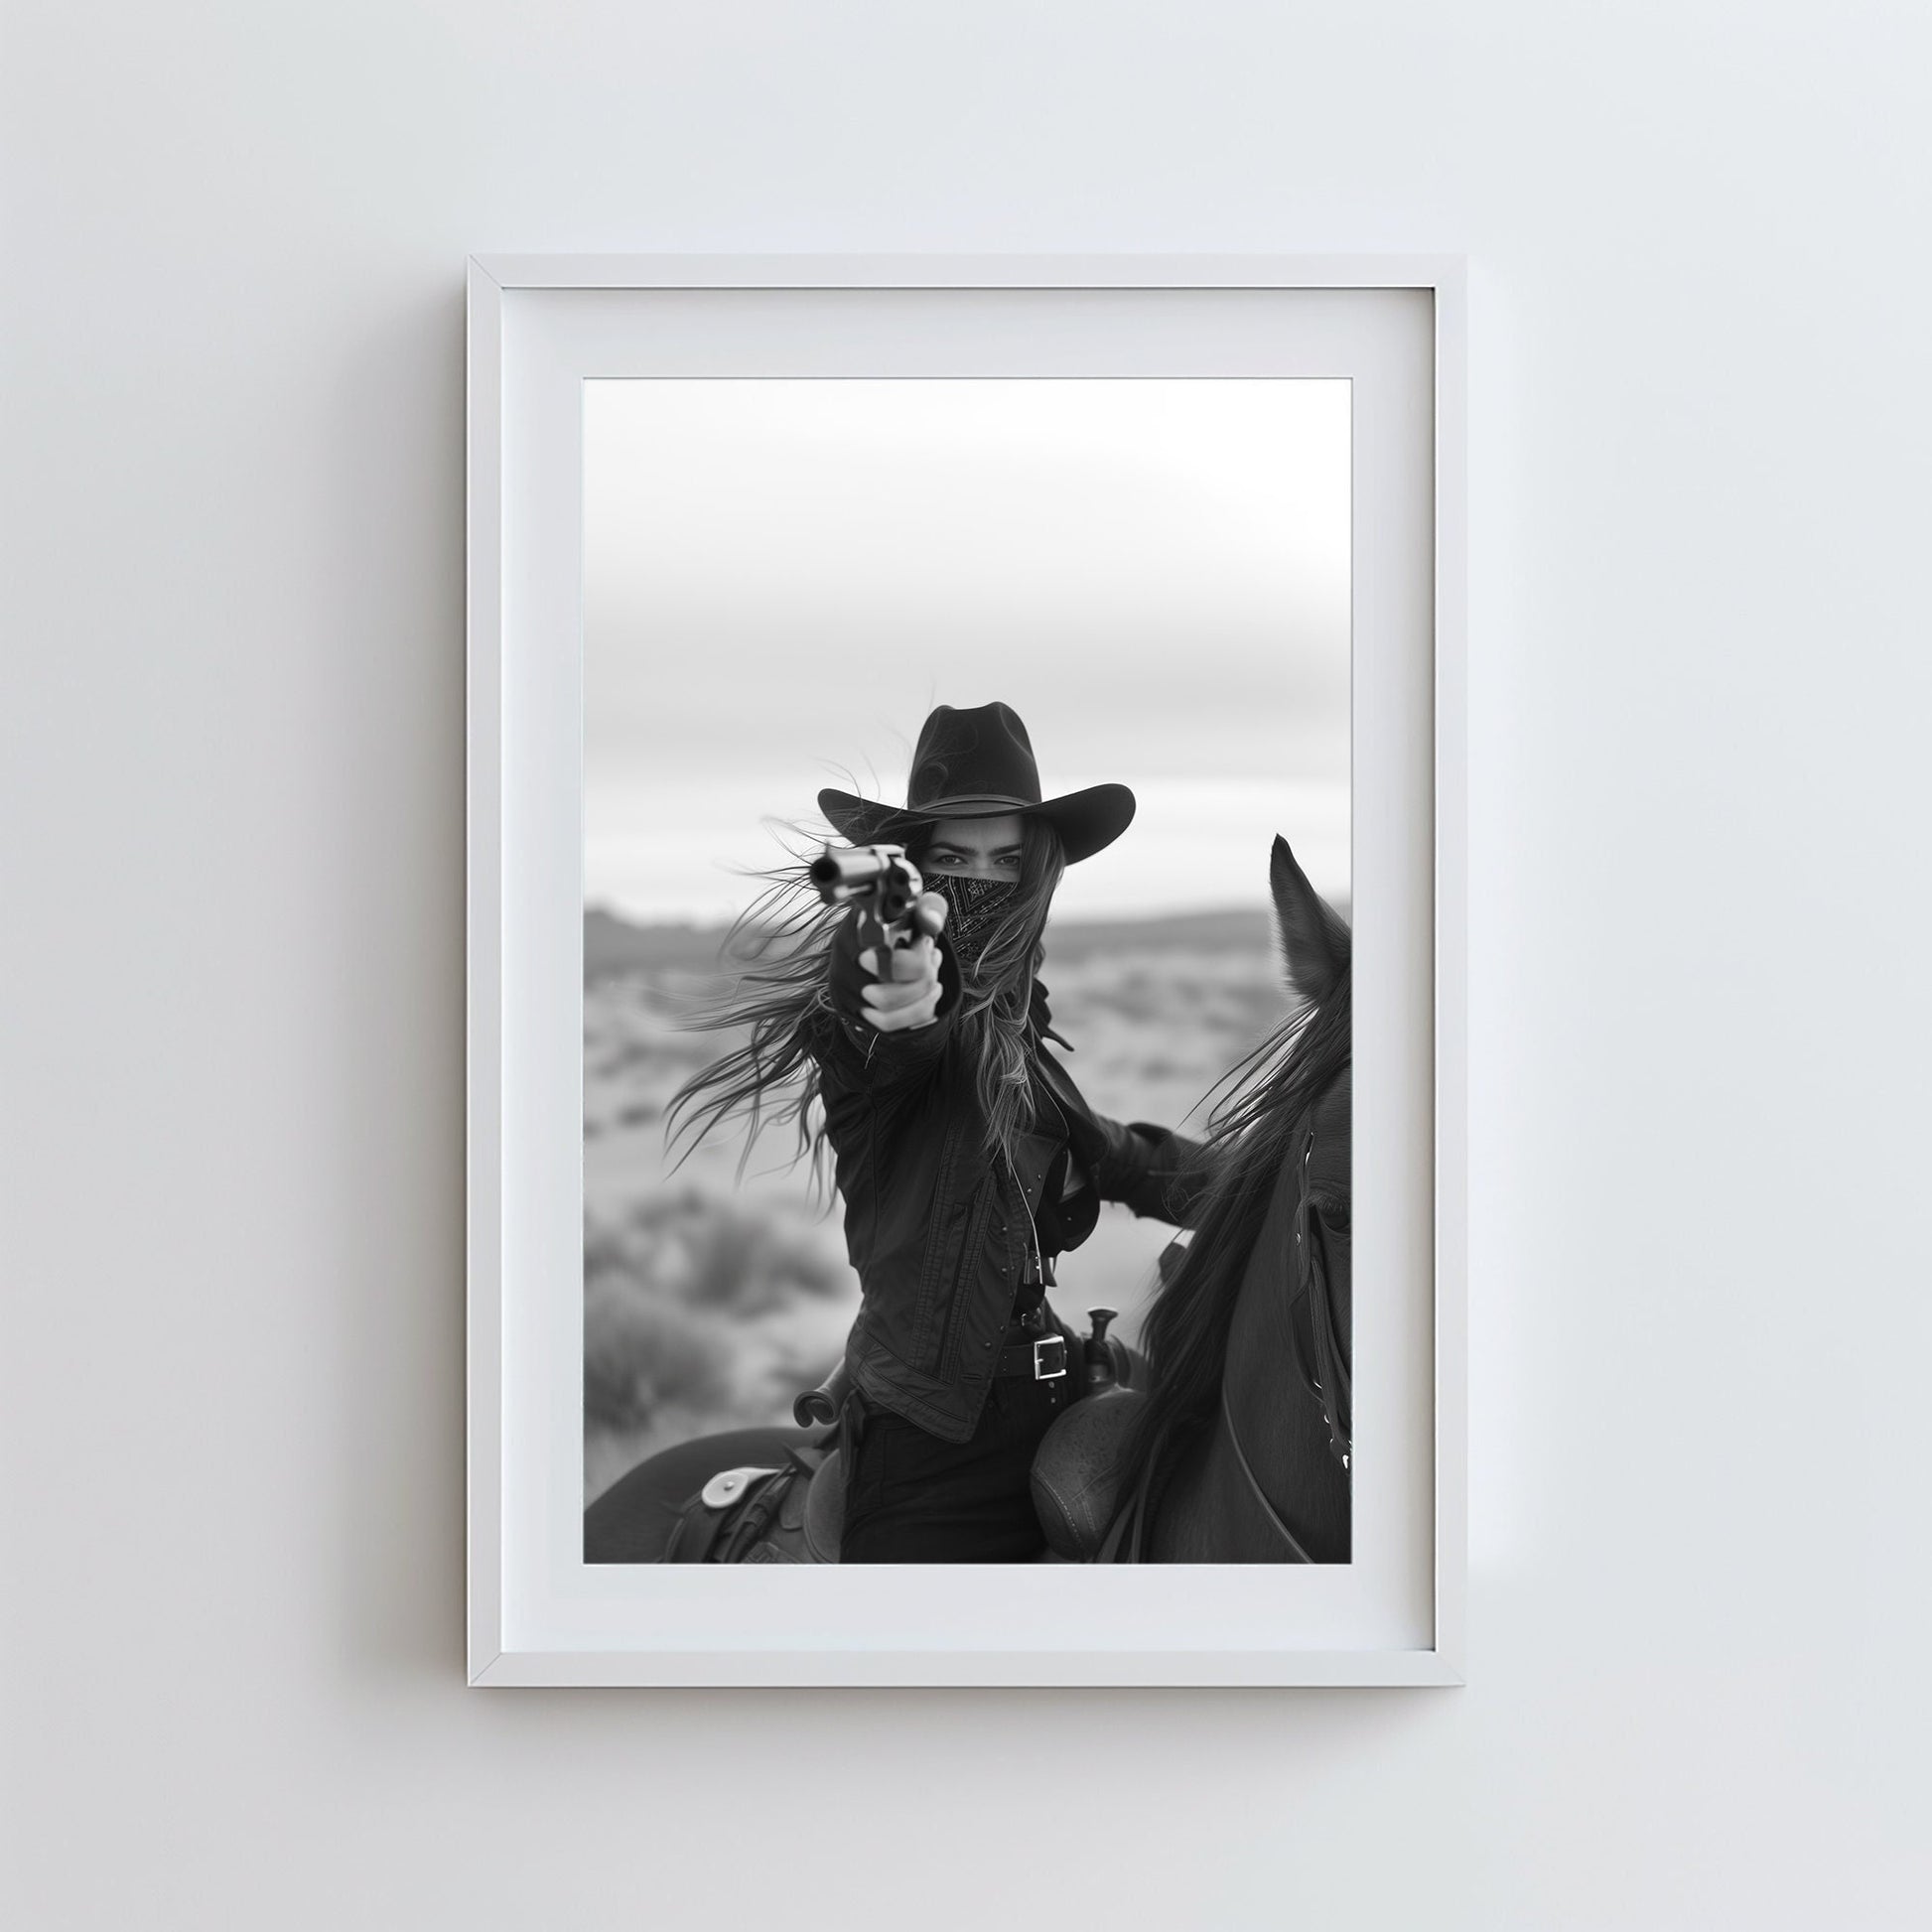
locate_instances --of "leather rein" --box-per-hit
[1218,1378,1315,1565]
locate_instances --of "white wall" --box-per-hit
[4,4,1928,1927]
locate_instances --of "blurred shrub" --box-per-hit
[583,1186,850,1422]
[582,1183,858,1498]
[583,1279,732,1433]
[594,1185,847,1316]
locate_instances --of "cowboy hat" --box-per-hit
[818,702,1135,866]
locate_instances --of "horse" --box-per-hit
[582,834,1350,1565]
[1047,834,1351,1562]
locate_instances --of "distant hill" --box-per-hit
[586,908,740,978]
[584,901,1321,981]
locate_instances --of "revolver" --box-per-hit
[808,842,945,967]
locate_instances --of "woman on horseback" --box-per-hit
[668,701,1210,1562]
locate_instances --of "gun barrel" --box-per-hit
[810,845,926,927]
[809,845,892,893]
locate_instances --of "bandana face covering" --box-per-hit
[927,872,1017,971]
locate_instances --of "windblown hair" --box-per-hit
[663,815,1065,1188]
[658,823,848,1193]
[1110,960,1352,1526]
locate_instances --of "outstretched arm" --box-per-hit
[1088,1114,1218,1229]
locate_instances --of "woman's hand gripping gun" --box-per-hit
[810,843,948,1034]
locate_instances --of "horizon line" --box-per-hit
[587,897,1349,931]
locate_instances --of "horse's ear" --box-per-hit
[1270,835,1350,1003]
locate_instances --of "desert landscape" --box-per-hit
[583,904,1297,1502]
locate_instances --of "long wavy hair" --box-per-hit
[1109,953,1351,1525]
[663,814,1066,1188]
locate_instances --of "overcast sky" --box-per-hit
[584,378,1349,923]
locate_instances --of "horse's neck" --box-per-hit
[1140,1156,1300,1562]
[1143,1118,1350,1564]
[1139,1430,1256,1563]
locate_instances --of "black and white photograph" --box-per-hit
[577,378,1354,1564]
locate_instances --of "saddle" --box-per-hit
[660,1443,847,1564]
[661,1389,1146,1564]
[1029,1389,1142,1560]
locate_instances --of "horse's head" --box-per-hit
[1269,837,1351,1415]
[1112,835,1352,1561]
[1269,835,1351,1479]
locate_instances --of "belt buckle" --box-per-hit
[1033,1335,1067,1381]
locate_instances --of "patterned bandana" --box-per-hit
[928,873,1017,969]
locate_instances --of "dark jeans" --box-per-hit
[842,1348,1075,1563]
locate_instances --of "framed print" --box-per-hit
[468,255,1466,1686]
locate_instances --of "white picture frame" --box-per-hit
[468,254,1467,1687]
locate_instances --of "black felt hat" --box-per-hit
[818,702,1135,865]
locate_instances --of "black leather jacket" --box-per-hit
[810,911,1210,1443]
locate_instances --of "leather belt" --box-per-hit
[994,1332,1068,1380]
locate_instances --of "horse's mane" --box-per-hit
[1112,966,1351,1528]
